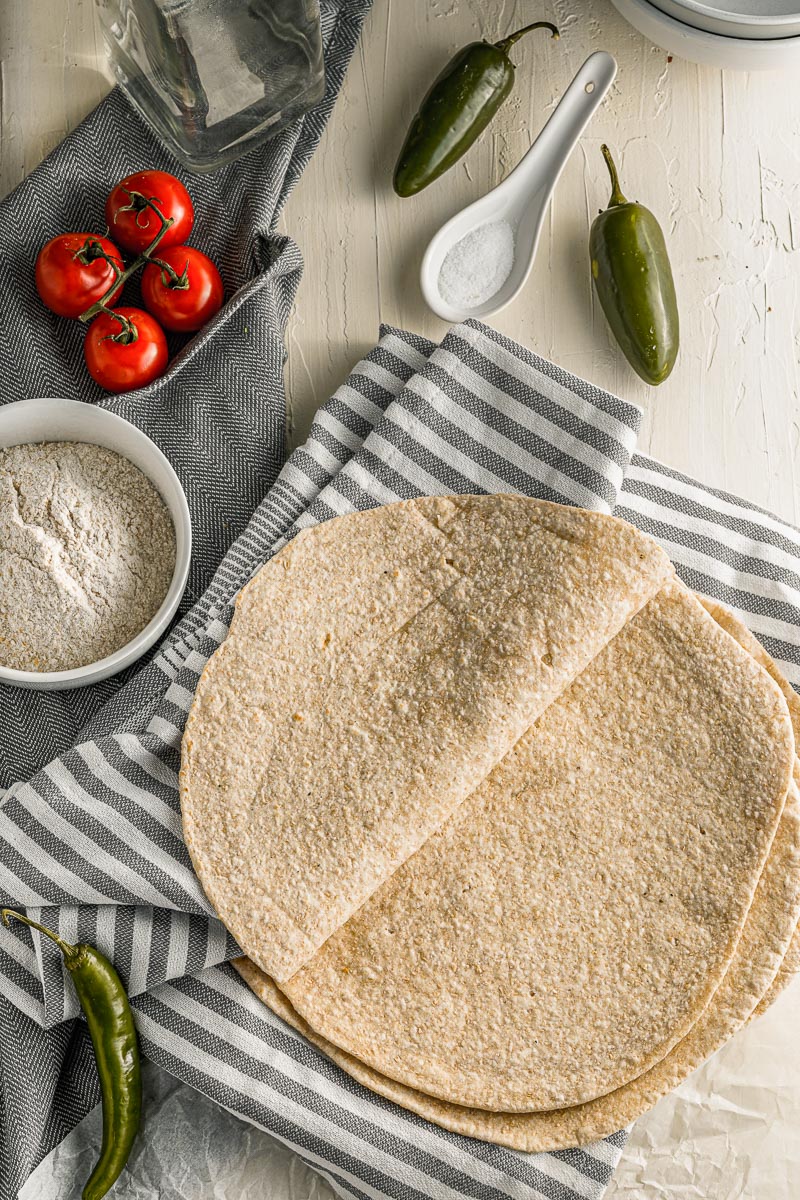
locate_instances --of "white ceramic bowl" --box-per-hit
[611,0,800,67]
[651,0,800,40]
[0,398,191,690]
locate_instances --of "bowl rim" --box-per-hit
[658,0,800,26]
[629,0,800,43]
[646,0,800,35]
[0,397,192,689]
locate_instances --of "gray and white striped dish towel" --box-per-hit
[3,319,800,1200]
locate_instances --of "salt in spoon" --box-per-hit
[420,51,618,323]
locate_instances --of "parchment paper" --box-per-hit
[23,973,800,1199]
[607,974,800,1198]
[19,1061,337,1200]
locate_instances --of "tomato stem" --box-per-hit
[102,310,139,346]
[78,205,175,325]
[72,236,121,273]
[146,254,190,291]
[115,187,161,229]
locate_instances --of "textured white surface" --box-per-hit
[2,1,800,1197]
[279,0,800,533]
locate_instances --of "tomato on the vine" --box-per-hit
[84,307,168,394]
[35,233,123,319]
[141,246,224,333]
[105,170,194,255]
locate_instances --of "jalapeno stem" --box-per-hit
[494,21,560,55]
[2,908,80,966]
[601,144,628,208]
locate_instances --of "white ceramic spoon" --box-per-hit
[420,51,618,323]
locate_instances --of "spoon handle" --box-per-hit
[508,52,617,200]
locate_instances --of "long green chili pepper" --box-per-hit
[393,20,560,197]
[2,909,141,1200]
[589,144,680,386]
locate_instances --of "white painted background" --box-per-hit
[2,1,800,1197]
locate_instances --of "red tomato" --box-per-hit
[35,233,124,319]
[105,170,194,255]
[141,246,224,333]
[84,307,168,393]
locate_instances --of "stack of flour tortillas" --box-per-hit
[180,495,800,1151]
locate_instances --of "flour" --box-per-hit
[0,441,176,672]
[438,219,516,309]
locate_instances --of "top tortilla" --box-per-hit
[181,495,673,982]
[279,580,795,1111]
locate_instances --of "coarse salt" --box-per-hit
[438,220,515,310]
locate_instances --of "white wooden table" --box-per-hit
[3,2,800,1197]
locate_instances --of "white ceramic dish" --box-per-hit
[612,0,800,66]
[652,0,800,38]
[0,398,191,690]
[650,0,800,39]
[420,52,617,324]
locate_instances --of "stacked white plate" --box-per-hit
[611,0,800,68]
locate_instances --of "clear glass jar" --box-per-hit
[96,0,326,173]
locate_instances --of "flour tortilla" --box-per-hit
[696,598,800,1022]
[278,581,794,1112]
[234,786,800,1148]
[182,496,673,983]
[236,601,800,1150]
[755,920,800,1016]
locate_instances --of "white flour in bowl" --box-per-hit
[0,441,176,673]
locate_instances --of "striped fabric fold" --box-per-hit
[3,318,800,1200]
[617,457,800,685]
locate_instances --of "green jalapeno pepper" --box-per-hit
[393,21,560,197]
[2,909,141,1200]
[590,144,679,386]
